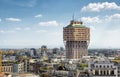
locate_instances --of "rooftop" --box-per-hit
[65,20,87,28]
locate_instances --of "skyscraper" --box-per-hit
[63,20,90,59]
[30,48,37,57]
[40,45,48,60]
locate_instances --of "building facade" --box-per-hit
[30,48,37,57]
[89,61,118,77]
[40,45,48,60]
[23,59,30,72]
[63,20,90,59]
[117,63,120,77]
[2,61,13,73]
[13,62,24,73]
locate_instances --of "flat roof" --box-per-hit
[65,24,87,28]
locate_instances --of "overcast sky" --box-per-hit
[0,0,120,48]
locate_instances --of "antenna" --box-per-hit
[72,13,75,21]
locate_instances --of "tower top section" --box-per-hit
[65,20,86,28]
[70,20,83,25]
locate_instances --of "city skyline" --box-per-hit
[0,0,120,48]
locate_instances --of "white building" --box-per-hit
[89,61,118,77]
[117,64,120,77]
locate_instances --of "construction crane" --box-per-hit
[0,50,2,73]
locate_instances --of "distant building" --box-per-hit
[30,48,37,57]
[2,55,16,61]
[63,20,90,59]
[13,62,24,73]
[29,62,40,74]
[23,59,30,73]
[40,45,48,60]
[117,63,120,77]
[2,61,13,73]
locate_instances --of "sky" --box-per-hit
[0,0,120,48]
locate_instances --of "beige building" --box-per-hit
[2,66,13,73]
[2,61,13,73]
[63,20,90,59]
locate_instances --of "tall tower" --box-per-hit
[40,45,48,61]
[63,20,90,59]
[0,50,2,73]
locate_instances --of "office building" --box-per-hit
[40,45,48,60]
[30,48,37,57]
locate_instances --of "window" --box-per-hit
[100,71,102,75]
[103,65,105,68]
[95,70,99,75]
[104,71,106,75]
[111,70,114,75]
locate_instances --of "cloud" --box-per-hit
[110,13,120,19]
[10,0,38,7]
[35,14,42,18]
[47,31,63,47]
[81,13,120,24]
[0,18,1,22]
[82,14,120,48]
[81,2,120,12]
[39,20,59,26]
[24,27,31,30]
[6,18,21,22]
[0,30,4,33]
[6,31,15,33]
[0,30,15,33]
[15,27,21,30]
[19,0,37,7]
[90,29,120,48]
[105,13,120,21]
[81,16,101,23]
[36,30,47,33]
[89,26,96,30]
[15,27,31,31]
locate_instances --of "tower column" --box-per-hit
[63,20,90,59]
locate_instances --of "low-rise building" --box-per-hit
[117,63,120,77]
[23,59,30,72]
[2,61,14,73]
[89,61,117,77]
